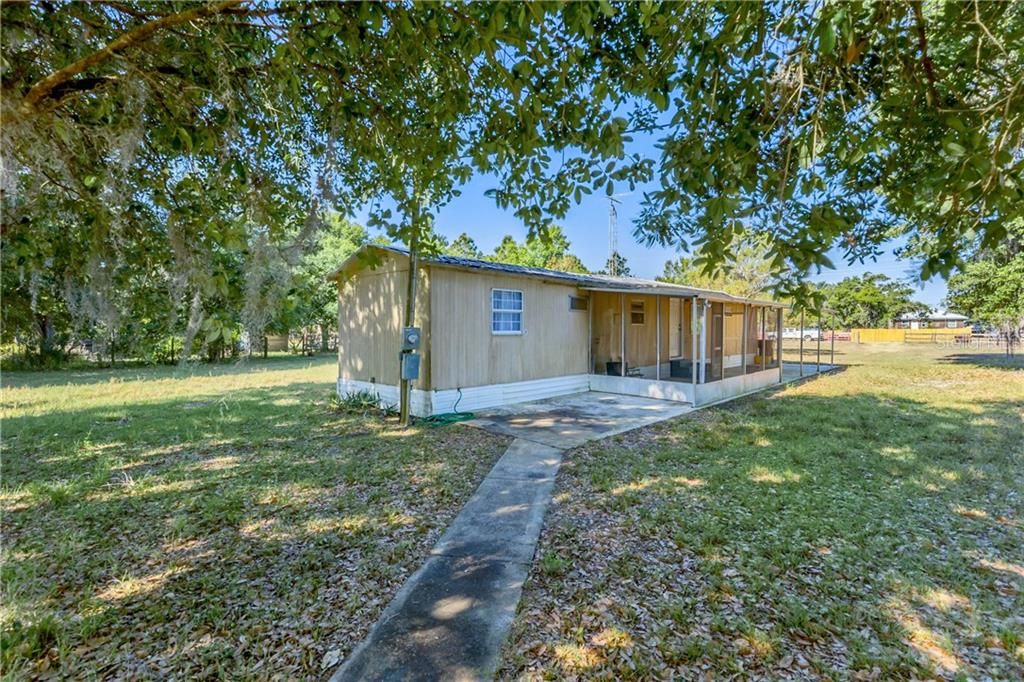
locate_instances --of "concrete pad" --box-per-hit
[782,361,839,384]
[468,391,692,448]
[331,554,526,682]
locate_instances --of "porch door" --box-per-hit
[709,302,724,381]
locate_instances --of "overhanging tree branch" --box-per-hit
[12,0,246,122]
[911,0,941,107]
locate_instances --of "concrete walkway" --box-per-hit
[332,393,688,681]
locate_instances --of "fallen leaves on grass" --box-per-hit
[1,358,510,679]
[499,346,1024,680]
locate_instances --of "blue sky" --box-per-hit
[355,174,949,308]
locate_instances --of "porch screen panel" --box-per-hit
[590,292,622,375]
[682,300,693,359]
[669,298,681,357]
[624,297,652,379]
[745,306,761,374]
[709,302,724,382]
[764,307,780,369]
[723,303,744,378]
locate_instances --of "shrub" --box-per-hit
[330,390,396,416]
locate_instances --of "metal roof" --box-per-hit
[896,309,969,321]
[331,244,781,307]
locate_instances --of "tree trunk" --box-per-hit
[36,314,54,357]
[321,324,329,352]
[178,290,203,369]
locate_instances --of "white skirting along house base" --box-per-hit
[337,374,592,418]
[336,369,785,417]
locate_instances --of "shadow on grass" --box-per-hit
[935,352,1024,370]
[0,372,505,678]
[517,389,1024,680]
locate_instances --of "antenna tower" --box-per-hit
[607,197,620,276]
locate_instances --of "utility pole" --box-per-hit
[399,202,421,427]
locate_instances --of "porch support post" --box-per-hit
[799,309,805,376]
[741,304,748,375]
[761,307,766,371]
[816,310,822,374]
[620,293,626,377]
[830,311,836,367]
[699,300,707,384]
[656,294,662,381]
[691,296,698,391]
[778,307,784,382]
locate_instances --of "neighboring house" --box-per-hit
[329,245,786,417]
[265,334,290,352]
[893,310,970,329]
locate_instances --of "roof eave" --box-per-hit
[579,285,779,306]
[326,244,405,282]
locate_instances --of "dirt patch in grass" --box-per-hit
[1,357,509,678]
[499,345,1024,680]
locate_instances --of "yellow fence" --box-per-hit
[851,328,970,343]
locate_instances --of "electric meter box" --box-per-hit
[400,352,420,381]
[401,327,422,351]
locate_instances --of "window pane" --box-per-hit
[492,311,522,332]
[630,301,645,324]
[493,289,523,312]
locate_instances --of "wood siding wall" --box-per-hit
[592,292,690,372]
[336,253,431,388]
[429,268,589,390]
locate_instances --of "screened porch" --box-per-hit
[584,288,784,406]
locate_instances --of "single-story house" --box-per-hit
[329,245,786,416]
[893,310,970,329]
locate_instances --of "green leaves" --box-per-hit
[946,221,1024,333]
[816,274,928,329]
[818,19,836,55]
[5,0,1023,329]
[942,138,966,158]
[631,0,1024,304]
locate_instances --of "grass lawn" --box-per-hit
[500,344,1024,680]
[1,355,508,679]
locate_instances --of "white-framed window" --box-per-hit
[946,320,957,328]
[630,300,646,325]
[491,288,523,334]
